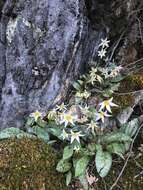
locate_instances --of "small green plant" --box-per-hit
[0,37,140,189]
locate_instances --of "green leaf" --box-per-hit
[63,146,74,160]
[124,142,131,151]
[26,117,35,126]
[36,118,47,128]
[79,174,89,190]
[111,75,124,83]
[32,126,49,142]
[66,171,72,186]
[88,143,96,153]
[125,119,139,137]
[75,156,90,177]
[56,159,72,173]
[101,132,132,144]
[0,127,34,140]
[73,81,81,91]
[107,143,126,159]
[48,127,62,139]
[95,145,112,178]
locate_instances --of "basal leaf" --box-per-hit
[125,119,139,137]
[63,146,74,160]
[56,159,72,173]
[95,145,112,178]
[101,132,132,144]
[107,143,126,159]
[73,81,81,91]
[79,174,89,190]
[32,126,49,142]
[66,171,72,186]
[75,156,90,177]
[48,127,62,139]
[26,117,35,126]
[36,118,47,128]
[0,127,34,140]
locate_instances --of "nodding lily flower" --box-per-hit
[61,129,69,140]
[60,112,77,127]
[76,90,91,99]
[47,108,57,120]
[73,146,80,153]
[99,38,110,48]
[89,67,98,74]
[99,97,118,113]
[95,111,111,123]
[98,48,107,59]
[87,121,99,134]
[109,66,123,78]
[88,67,103,84]
[56,103,67,112]
[70,130,84,144]
[30,110,42,122]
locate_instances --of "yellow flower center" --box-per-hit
[99,112,104,117]
[64,114,73,122]
[103,100,109,107]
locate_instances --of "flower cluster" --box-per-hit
[30,96,118,148]
[88,68,103,84]
[98,38,110,59]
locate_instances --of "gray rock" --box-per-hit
[0,0,102,129]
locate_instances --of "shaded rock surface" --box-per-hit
[0,0,102,129]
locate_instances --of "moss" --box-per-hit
[0,138,67,190]
[114,94,134,109]
[127,74,143,90]
[113,73,143,112]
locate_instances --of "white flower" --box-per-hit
[98,48,107,59]
[87,121,99,134]
[30,110,42,122]
[99,97,118,113]
[99,38,110,48]
[70,130,84,144]
[47,108,57,120]
[90,68,98,74]
[95,111,111,123]
[79,105,90,116]
[61,129,69,140]
[56,103,67,112]
[73,146,80,152]
[89,67,103,84]
[60,112,77,127]
[76,90,91,99]
[109,66,123,78]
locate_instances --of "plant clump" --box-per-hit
[23,38,141,189]
[0,37,142,190]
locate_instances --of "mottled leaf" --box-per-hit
[95,145,112,178]
[101,132,132,144]
[66,171,72,186]
[79,174,89,190]
[56,159,72,173]
[63,146,74,160]
[32,126,49,141]
[75,156,90,177]
[107,143,126,159]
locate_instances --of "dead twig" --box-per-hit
[109,123,143,190]
[109,31,125,63]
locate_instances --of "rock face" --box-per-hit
[0,0,102,129]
